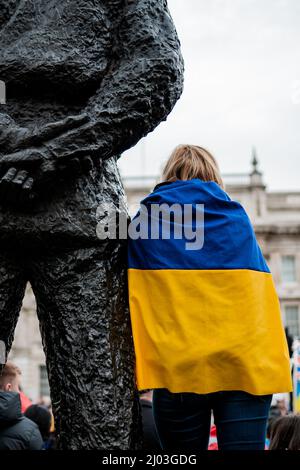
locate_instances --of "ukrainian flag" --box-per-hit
[128,179,293,395]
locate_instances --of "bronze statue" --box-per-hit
[0,0,184,449]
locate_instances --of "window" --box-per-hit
[281,255,296,283]
[39,365,50,397]
[285,305,299,338]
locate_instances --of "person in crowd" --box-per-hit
[25,404,52,449]
[269,415,300,450]
[0,362,43,450]
[139,390,161,451]
[128,144,293,451]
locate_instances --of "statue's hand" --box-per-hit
[0,113,90,154]
[0,166,36,206]
[0,145,95,206]
[0,148,46,205]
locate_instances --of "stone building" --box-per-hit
[8,154,300,400]
[9,285,49,402]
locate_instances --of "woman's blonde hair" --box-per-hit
[161,144,224,189]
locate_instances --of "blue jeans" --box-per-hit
[152,389,272,451]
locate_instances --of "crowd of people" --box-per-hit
[0,359,299,451]
[0,362,55,450]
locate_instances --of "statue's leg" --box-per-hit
[29,240,141,450]
[0,250,27,369]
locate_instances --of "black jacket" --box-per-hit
[0,391,43,450]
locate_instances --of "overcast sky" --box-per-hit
[118,0,300,190]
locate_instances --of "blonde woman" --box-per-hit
[127,145,292,451]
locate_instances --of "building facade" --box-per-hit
[8,156,300,400]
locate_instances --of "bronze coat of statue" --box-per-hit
[0,0,184,449]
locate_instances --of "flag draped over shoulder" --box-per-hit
[127,178,293,395]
